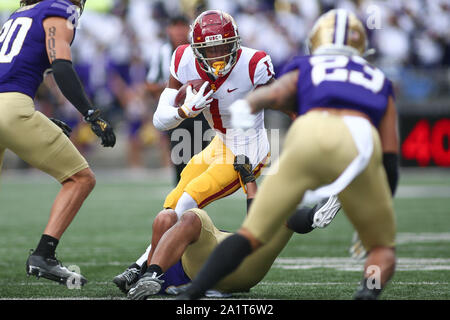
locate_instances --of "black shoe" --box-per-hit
[354,285,382,300]
[26,250,87,287]
[113,267,141,294]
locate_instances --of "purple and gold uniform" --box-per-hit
[158,208,293,295]
[0,0,77,98]
[0,0,88,182]
[282,54,394,127]
[242,53,396,252]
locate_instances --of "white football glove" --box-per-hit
[180,82,213,118]
[230,99,256,130]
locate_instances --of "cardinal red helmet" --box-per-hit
[190,10,241,78]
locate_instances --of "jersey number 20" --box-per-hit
[310,55,385,93]
[0,17,32,63]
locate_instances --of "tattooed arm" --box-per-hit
[42,16,116,147]
[42,16,90,115]
[43,17,73,63]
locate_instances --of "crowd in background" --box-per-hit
[1,0,449,169]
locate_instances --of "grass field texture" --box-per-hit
[0,168,449,300]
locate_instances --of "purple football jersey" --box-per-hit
[0,0,78,98]
[282,55,394,127]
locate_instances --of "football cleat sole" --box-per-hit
[127,277,163,300]
[312,195,342,229]
[27,264,87,287]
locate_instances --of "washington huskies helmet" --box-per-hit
[79,0,86,15]
[307,9,370,56]
[190,10,241,78]
[20,0,87,15]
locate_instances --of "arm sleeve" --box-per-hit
[51,59,92,116]
[383,152,399,196]
[153,88,184,131]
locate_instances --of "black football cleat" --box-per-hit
[113,267,141,294]
[353,282,382,300]
[26,251,87,287]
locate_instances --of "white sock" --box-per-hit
[174,192,198,219]
[135,244,152,267]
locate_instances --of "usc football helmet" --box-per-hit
[307,9,369,56]
[190,10,241,78]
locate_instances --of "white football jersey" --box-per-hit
[170,45,274,168]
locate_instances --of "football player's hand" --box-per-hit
[180,82,213,118]
[230,99,256,130]
[84,109,116,147]
[234,155,255,184]
[50,118,72,138]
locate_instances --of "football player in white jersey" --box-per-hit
[113,10,275,292]
[155,9,275,215]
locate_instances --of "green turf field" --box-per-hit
[0,168,449,300]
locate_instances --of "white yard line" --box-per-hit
[396,233,450,244]
[258,281,449,286]
[273,257,450,271]
[395,185,450,198]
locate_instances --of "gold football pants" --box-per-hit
[181,208,293,293]
[164,136,266,209]
[243,111,396,252]
[0,92,88,182]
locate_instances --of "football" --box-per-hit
[174,79,212,108]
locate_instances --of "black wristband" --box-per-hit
[51,59,92,117]
[383,153,399,196]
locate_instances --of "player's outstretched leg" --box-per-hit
[26,168,95,286]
